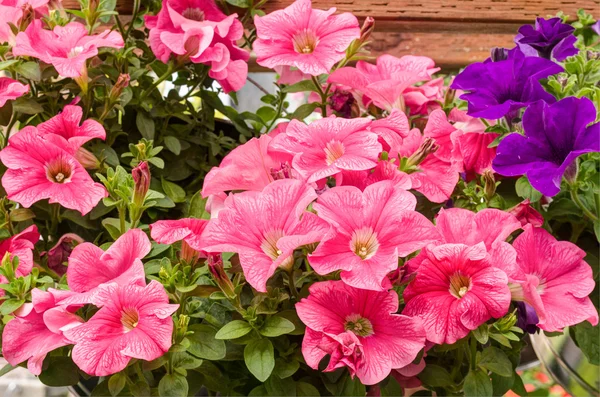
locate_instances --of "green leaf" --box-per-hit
[256,106,276,123]
[260,316,295,337]
[0,363,16,377]
[136,111,155,140]
[464,368,493,397]
[108,372,127,397]
[215,320,253,340]
[571,321,600,365]
[275,358,300,379]
[16,61,41,81]
[164,136,182,155]
[187,324,226,360]
[291,103,319,120]
[158,373,188,397]
[0,59,18,71]
[282,79,317,93]
[244,338,275,382]
[265,374,296,396]
[12,97,43,114]
[187,191,210,219]
[297,382,320,396]
[102,218,124,240]
[478,346,512,377]
[515,176,543,202]
[225,0,250,7]
[418,364,453,387]
[161,178,186,203]
[0,298,24,315]
[171,352,203,370]
[38,357,80,387]
[473,324,489,344]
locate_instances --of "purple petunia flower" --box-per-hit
[515,302,539,334]
[517,17,579,61]
[451,49,562,120]
[492,96,600,197]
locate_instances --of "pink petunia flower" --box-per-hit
[328,54,439,111]
[64,280,178,376]
[0,126,107,215]
[269,117,381,183]
[0,77,29,107]
[0,225,39,295]
[336,160,412,192]
[253,0,360,76]
[309,181,440,291]
[65,228,151,304]
[403,243,511,344]
[449,108,498,176]
[202,133,295,198]
[0,5,22,45]
[508,226,598,332]
[296,280,426,385]
[201,179,330,292]
[150,218,208,263]
[507,199,544,228]
[36,105,106,154]
[405,207,521,278]
[403,77,445,116]
[2,288,83,375]
[145,0,249,93]
[13,20,124,78]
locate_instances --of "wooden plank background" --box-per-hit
[63,0,598,70]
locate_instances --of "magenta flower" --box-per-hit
[493,97,600,197]
[66,229,151,304]
[507,199,544,228]
[37,105,106,154]
[328,55,439,111]
[296,280,426,385]
[270,117,381,183]
[0,225,39,295]
[2,288,83,375]
[253,0,360,76]
[508,226,598,332]
[202,133,295,198]
[202,179,330,292]
[0,127,107,215]
[150,218,208,263]
[0,77,29,107]
[13,20,124,78]
[403,243,511,344]
[64,280,178,376]
[309,181,440,291]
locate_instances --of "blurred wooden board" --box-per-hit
[62,0,597,70]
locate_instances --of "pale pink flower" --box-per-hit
[37,105,106,154]
[202,133,295,197]
[13,20,124,78]
[336,160,412,192]
[309,181,440,291]
[253,0,360,76]
[0,77,29,107]
[507,199,544,228]
[405,208,521,279]
[296,280,426,385]
[508,226,598,332]
[403,77,445,116]
[201,179,330,292]
[0,5,22,45]
[0,126,107,215]
[368,109,413,158]
[328,54,439,111]
[449,108,498,175]
[269,117,381,183]
[2,288,83,375]
[64,280,178,376]
[422,109,461,164]
[275,65,310,85]
[403,243,511,344]
[65,228,151,304]
[150,218,208,262]
[0,225,39,296]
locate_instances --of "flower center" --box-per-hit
[350,227,379,260]
[45,155,74,184]
[260,229,286,260]
[449,272,471,299]
[68,46,84,58]
[324,140,345,165]
[121,308,139,332]
[183,7,205,21]
[344,313,374,337]
[292,29,318,54]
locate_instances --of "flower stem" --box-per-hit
[469,335,478,370]
[287,269,300,301]
[311,76,328,115]
[139,62,179,102]
[570,186,598,222]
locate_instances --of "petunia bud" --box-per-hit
[405,138,439,168]
[0,252,14,281]
[329,90,358,118]
[19,4,35,32]
[43,233,84,276]
[207,254,236,299]
[109,74,130,103]
[507,199,544,227]
[359,17,375,43]
[132,161,150,208]
[515,302,539,334]
[75,147,101,169]
[482,170,496,200]
[490,47,509,62]
[494,310,518,333]
[180,240,199,266]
